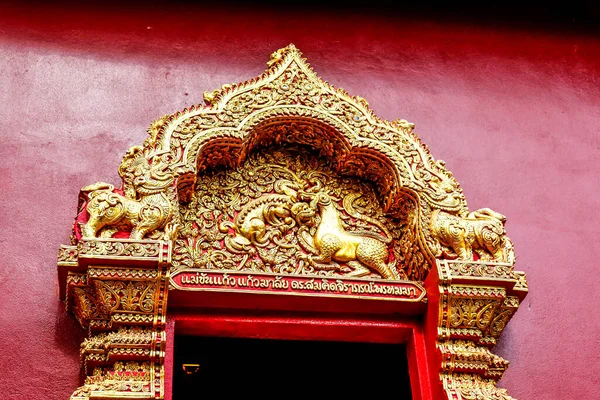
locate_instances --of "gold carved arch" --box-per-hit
[57,45,527,400]
[139,44,479,278]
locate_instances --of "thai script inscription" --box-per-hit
[172,270,423,301]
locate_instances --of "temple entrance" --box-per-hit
[173,336,413,399]
[56,45,527,400]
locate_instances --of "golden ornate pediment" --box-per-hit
[57,45,527,400]
[73,44,515,281]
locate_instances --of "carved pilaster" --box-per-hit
[431,260,528,399]
[59,239,171,400]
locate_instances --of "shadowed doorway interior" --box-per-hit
[174,336,413,399]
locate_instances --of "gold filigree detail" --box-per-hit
[58,245,79,266]
[72,287,102,325]
[442,373,515,400]
[81,327,154,371]
[513,271,529,291]
[94,281,156,313]
[88,268,159,280]
[173,147,409,280]
[448,298,501,330]
[487,296,520,338]
[79,239,162,258]
[71,362,152,399]
[445,260,515,280]
[67,273,87,285]
[82,327,153,351]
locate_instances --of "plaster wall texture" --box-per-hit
[0,2,598,399]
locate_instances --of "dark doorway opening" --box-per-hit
[173,335,413,399]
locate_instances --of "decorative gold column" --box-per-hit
[58,238,171,399]
[427,259,528,400]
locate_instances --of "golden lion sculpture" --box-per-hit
[80,146,174,240]
[430,208,514,263]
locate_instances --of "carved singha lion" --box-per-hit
[80,146,174,240]
[430,208,514,263]
[298,191,399,280]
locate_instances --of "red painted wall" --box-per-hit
[1,2,598,398]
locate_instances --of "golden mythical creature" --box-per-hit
[80,146,174,240]
[220,178,304,249]
[430,208,514,263]
[298,191,398,280]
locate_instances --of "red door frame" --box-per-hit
[164,310,434,400]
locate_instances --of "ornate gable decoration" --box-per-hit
[58,45,527,400]
[75,44,514,279]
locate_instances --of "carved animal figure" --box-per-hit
[80,146,174,240]
[430,208,514,263]
[302,192,397,280]
[222,194,296,247]
[220,179,303,248]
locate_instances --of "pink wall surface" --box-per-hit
[1,2,598,399]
